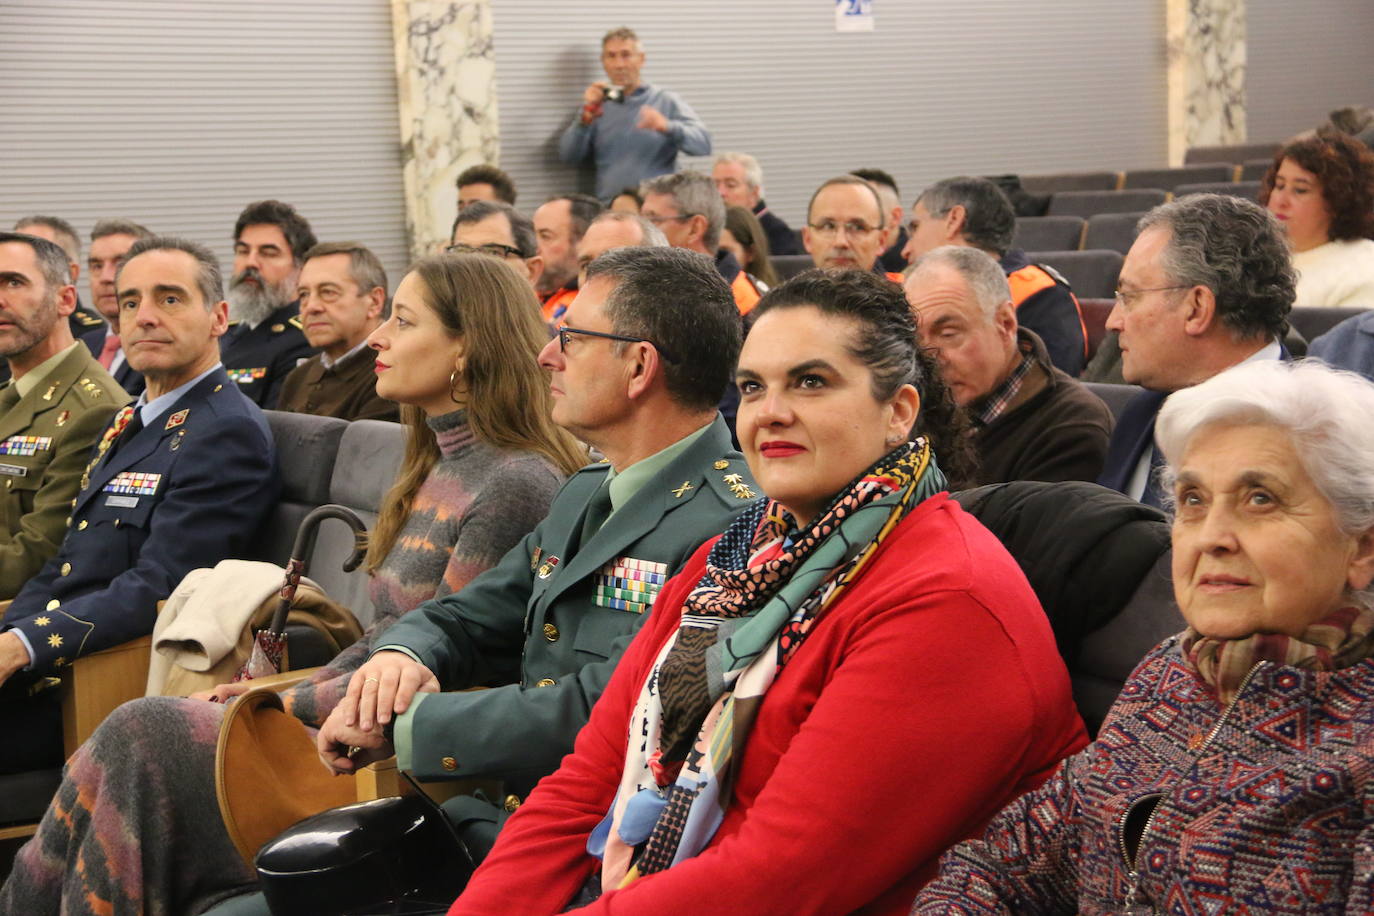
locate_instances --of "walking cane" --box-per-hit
[234,504,369,682]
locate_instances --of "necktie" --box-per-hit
[107,409,144,461]
[98,333,122,369]
[577,480,615,549]
[1140,443,1168,509]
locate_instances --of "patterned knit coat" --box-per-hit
[0,410,566,916]
[912,634,1374,915]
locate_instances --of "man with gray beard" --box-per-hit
[219,200,318,407]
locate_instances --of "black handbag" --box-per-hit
[256,785,475,916]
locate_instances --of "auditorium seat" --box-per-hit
[1019,171,1122,194]
[1173,180,1261,201]
[1078,298,1115,362]
[1012,215,1085,252]
[1082,212,1145,255]
[1184,141,1279,164]
[1047,189,1168,219]
[1121,163,1234,191]
[1239,158,1274,181]
[250,412,349,568]
[1026,249,1123,300]
[771,254,815,282]
[1082,381,1144,422]
[1289,306,1371,344]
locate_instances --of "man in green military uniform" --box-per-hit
[0,232,130,600]
[317,247,755,856]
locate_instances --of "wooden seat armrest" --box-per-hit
[356,757,492,805]
[238,666,324,694]
[61,635,154,755]
[0,598,10,620]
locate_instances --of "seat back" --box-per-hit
[1082,381,1145,422]
[1026,249,1124,299]
[1290,306,1371,342]
[1048,189,1169,219]
[771,254,815,281]
[320,420,407,628]
[1239,158,1274,181]
[1121,163,1234,190]
[1019,171,1122,194]
[1184,141,1279,164]
[1082,212,1145,255]
[251,412,350,565]
[1012,215,1085,252]
[1173,180,1261,201]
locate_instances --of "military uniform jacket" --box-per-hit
[2,367,278,674]
[219,302,317,409]
[0,347,130,600]
[379,415,758,794]
[277,347,398,423]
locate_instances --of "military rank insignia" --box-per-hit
[227,367,268,384]
[165,409,189,430]
[537,555,560,579]
[594,557,668,614]
[0,435,52,456]
[103,471,161,497]
[530,546,542,571]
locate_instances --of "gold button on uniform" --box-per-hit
[714,460,730,470]
[46,599,60,611]
[441,756,458,771]
[503,794,521,812]
[542,623,560,642]
[78,520,88,530]
[60,562,71,576]
[535,677,556,687]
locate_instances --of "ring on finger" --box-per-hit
[363,676,379,685]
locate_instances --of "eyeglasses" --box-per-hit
[446,242,524,260]
[1113,285,1190,307]
[807,220,881,239]
[642,213,695,227]
[558,325,680,363]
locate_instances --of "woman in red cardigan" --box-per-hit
[451,268,1088,916]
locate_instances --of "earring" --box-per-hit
[449,369,462,403]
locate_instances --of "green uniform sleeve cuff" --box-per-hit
[371,643,424,664]
[393,690,428,772]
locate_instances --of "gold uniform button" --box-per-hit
[4,480,11,490]
[441,756,458,771]
[46,599,60,611]
[503,794,522,812]
[535,677,556,688]
[714,460,730,470]
[60,562,72,576]
[78,520,88,531]
[543,623,560,642]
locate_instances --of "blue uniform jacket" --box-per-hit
[3,367,278,674]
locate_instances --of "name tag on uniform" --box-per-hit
[103,471,162,496]
[105,495,139,508]
[594,557,669,614]
[0,462,27,477]
[0,435,52,456]
[227,367,268,384]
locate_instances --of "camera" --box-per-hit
[602,85,625,103]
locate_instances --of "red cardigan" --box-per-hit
[450,494,1088,916]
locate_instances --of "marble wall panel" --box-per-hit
[1168,0,1247,164]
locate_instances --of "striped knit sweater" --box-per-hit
[0,409,567,916]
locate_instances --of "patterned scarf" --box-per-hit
[587,439,947,891]
[1181,604,1374,706]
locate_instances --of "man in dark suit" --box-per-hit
[220,200,318,408]
[86,218,154,396]
[1097,195,1296,506]
[313,247,756,863]
[0,236,278,773]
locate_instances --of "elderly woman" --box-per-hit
[913,358,1374,914]
[447,269,1086,915]
[1261,128,1374,307]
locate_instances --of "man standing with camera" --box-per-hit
[558,27,712,203]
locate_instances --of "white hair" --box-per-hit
[714,152,763,191]
[907,245,1012,321]
[1156,359,1374,604]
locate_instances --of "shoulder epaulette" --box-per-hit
[287,315,304,331]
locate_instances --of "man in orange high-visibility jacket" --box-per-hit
[903,176,1088,376]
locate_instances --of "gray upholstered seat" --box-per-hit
[1024,249,1124,300]
[1173,180,1261,201]
[1019,171,1121,194]
[1121,163,1234,190]
[1012,215,1085,252]
[771,254,815,282]
[1184,141,1279,165]
[1083,381,1145,422]
[1083,212,1146,255]
[1048,189,1168,219]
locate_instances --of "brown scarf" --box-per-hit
[1181,604,1374,705]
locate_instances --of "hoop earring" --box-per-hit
[449,369,463,403]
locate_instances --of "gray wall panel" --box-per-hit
[492,1,1170,227]
[1247,0,1374,143]
[1,0,409,287]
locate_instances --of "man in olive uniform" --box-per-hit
[0,236,278,773]
[220,200,318,408]
[277,242,397,423]
[0,232,130,600]
[319,247,755,859]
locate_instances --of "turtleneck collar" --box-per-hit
[426,408,477,458]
